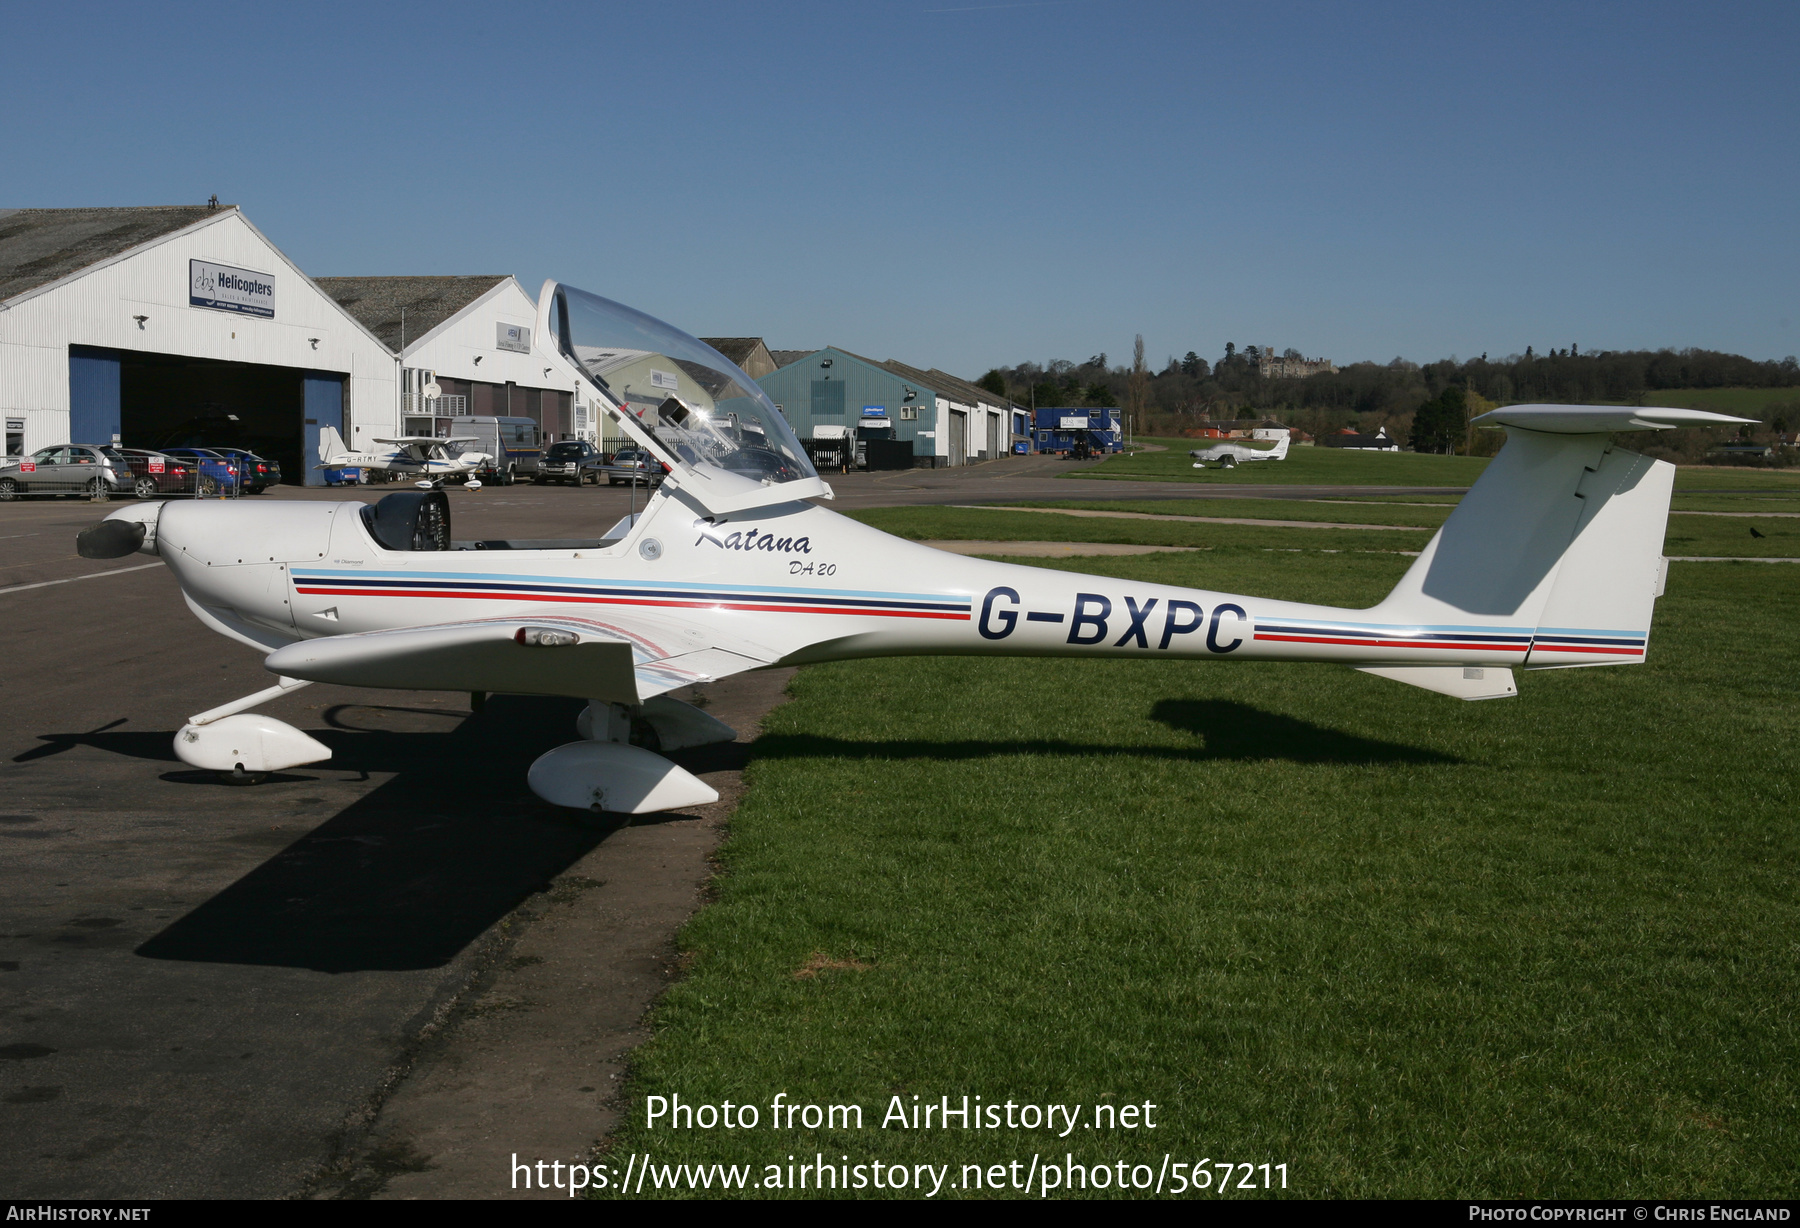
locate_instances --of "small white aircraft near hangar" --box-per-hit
[1191,428,1290,467]
[317,428,492,486]
[80,282,1753,815]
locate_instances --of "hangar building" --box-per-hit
[317,275,605,448]
[0,205,396,485]
[758,347,1027,466]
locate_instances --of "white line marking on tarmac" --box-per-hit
[0,561,165,595]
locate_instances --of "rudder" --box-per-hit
[1525,447,1672,668]
[317,426,347,465]
[1371,403,1747,671]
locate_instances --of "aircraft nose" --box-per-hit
[82,503,163,558]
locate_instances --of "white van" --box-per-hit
[452,417,543,485]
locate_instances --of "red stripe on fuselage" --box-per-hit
[292,586,972,620]
[1254,632,1529,653]
[1529,643,1644,656]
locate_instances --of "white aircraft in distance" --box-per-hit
[80,281,1754,815]
[317,427,492,486]
[1191,429,1290,467]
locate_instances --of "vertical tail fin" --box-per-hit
[1372,405,1751,669]
[317,426,347,465]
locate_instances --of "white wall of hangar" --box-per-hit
[0,206,398,483]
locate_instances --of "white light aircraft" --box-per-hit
[1191,428,1290,466]
[318,427,492,486]
[79,281,1753,815]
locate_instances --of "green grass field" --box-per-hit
[843,505,1796,559]
[1068,439,1491,487]
[1005,498,1456,529]
[1669,469,1800,516]
[607,532,1800,1199]
[1324,493,1466,505]
[1628,387,1800,416]
[841,506,1432,556]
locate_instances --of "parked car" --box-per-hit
[209,447,281,493]
[603,449,670,487]
[158,447,245,495]
[118,448,194,498]
[537,440,608,485]
[0,444,137,500]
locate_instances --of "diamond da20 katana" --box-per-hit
[77,282,1754,813]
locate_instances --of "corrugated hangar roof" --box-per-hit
[928,367,1021,411]
[0,204,226,303]
[699,337,763,366]
[313,275,510,352]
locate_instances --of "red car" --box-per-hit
[117,449,194,498]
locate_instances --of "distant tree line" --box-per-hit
[979,344,1800,459]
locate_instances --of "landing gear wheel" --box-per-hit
[134,477,159,499]
[223,764,268,785]
[629,716,664,754]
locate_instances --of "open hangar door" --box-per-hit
[71,347,346,486]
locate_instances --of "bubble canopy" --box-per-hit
[547,284,818,505]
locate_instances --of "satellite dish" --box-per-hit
[424,382,442,400]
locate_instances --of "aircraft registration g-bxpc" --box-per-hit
[79,282,1753,814]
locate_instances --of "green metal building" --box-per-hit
[758,347,1026,467]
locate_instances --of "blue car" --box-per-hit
[208,447,282,493]
[159,448,245,495]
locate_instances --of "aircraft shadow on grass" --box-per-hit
[749,699,1457,768]
[15,698,1444,975]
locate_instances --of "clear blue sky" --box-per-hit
[4,1,1796,376]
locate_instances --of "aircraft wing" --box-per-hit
[371,437,443,447]
[262,611,780,705]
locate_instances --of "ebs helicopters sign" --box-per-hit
[189,259,276,319]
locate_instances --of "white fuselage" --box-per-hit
[151,482,1621,676]
[324,447,490,477]
[1191,434,1289,465]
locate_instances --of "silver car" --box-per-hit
[0,445,137,500]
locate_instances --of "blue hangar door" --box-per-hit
[69,347,122,445]
[302,374,344,487]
